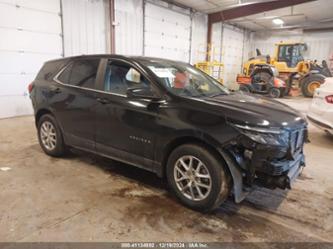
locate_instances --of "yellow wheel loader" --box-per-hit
[240,42,332,97]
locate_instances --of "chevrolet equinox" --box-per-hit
[29,55,307,212]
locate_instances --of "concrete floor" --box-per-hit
[0,97,332,242]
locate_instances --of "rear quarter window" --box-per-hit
[36,60,67,81]
[57,59,100,89]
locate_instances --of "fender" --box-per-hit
[219,149,249,203]
[299,72,326,83]
[35,107,68,144]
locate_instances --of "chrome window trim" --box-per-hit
[53,63,127,98]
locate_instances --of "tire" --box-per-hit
[252,71,272,85]
[37,114,66,157]
[301,74,325,98]
[268,87,281,98]
[239,85,250,93]
[166,144,231,212]
[279,88,285,98]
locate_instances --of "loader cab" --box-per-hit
[276,43,307,68]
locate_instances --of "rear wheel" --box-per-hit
[301,74,325,97]
[166,144,231,212]
[37,114,66,157]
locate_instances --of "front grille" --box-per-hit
[253,128,306,176]
[290,128,305,155]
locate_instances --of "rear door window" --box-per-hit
[57,59,100,89]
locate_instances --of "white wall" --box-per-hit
[252,30,333,64]
[114,0,143,56]
[144,1,191,62]
[62,0,109,56]
[0,0,63,118]
[0,0,110,118]
[210,22,252,89]
[114,0,207,63]
[221,24,246,89]
[210,22,222,62]
[190,12,208,64]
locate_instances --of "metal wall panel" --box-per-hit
[144,1,191,62]
[209,23,251,89]
[0,0,62,118]
[253,31,333,64]
[0,29,62,54]
[190,12,207,64]
[221,24,245,89]
[114,0,143,56]
[242,30,253,66]
[210,22,222,62]
[114,0,207,63]
[62,0,109,56]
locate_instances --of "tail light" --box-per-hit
[325,95,333,104]
[28,82,34,94]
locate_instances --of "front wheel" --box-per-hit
[268,87,281,98]
[301,74,325,97]
[166,144,231,212]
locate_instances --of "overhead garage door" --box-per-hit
[221,25,245,90]
[0,0,62,118]
[144,1,191,62]
[62,0,109,56]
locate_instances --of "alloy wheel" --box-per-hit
[173,155,212,201]
[40,121,57,151]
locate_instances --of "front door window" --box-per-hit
[104,63,150,95]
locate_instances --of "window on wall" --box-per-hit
[58,59,100,89]
[104,63,150,95]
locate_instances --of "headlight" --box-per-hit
[232,123,289,146]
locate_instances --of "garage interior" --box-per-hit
[0,0,333,243]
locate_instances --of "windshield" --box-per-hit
[140,60,229,97]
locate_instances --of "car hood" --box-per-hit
[200,92,306,129]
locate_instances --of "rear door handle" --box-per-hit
[96,97,110,105]
[50,86,61,94]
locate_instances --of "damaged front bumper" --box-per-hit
[220,127,307,203]
[255,153,305,189]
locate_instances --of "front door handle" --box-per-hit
[96,97,110,105]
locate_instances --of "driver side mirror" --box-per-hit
[126,87,161,101]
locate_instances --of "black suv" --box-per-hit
[29,55,307,212]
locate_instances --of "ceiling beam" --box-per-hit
[208,0,317,22]
[206,0,317,60]
[304,27,333,32]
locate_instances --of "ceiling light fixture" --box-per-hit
[272,18,284,25]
